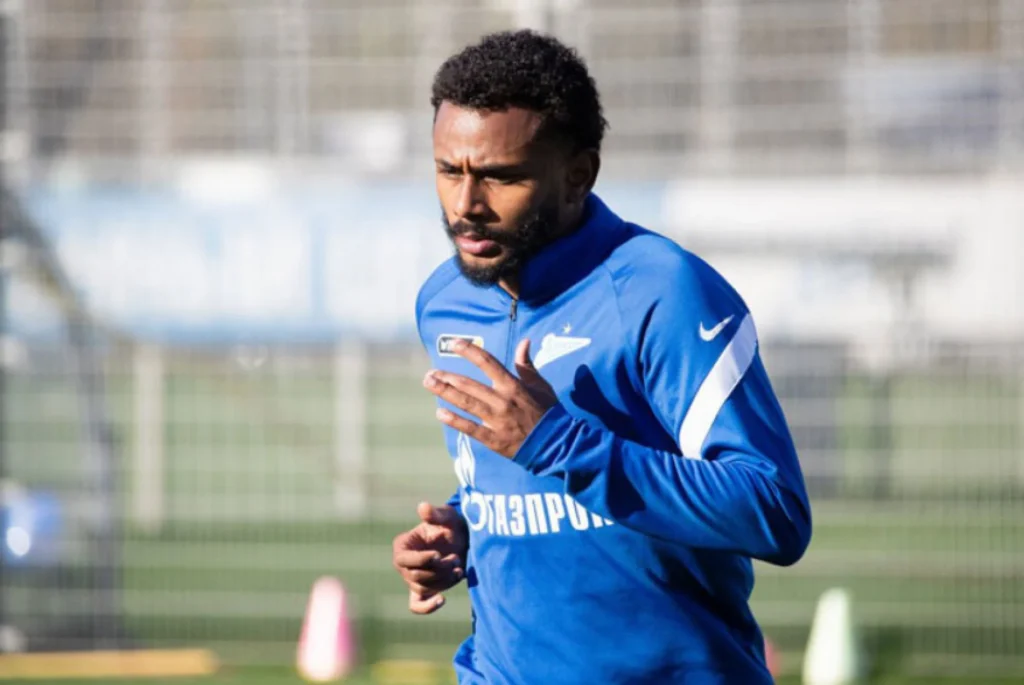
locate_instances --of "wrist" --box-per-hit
[512,403,572,472]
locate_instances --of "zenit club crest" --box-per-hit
[437,334,484,357]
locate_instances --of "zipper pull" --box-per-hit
[510,298,519,321]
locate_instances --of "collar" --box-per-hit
[514,193,627,306]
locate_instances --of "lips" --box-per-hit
[455,234,501,256]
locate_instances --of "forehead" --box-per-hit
[433,102,546,162]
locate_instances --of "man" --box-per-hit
[392,29,812,684]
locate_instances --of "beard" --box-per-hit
[442,200,561,287]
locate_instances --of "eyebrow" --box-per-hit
[434,159,532,177]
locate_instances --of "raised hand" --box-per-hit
[423,339,558,458]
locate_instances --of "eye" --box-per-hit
[486,173,524,185]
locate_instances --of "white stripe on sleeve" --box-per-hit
[678,313,758,460]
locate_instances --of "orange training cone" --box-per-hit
[297,576,356,682]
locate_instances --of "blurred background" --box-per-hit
[1,0,1023,683]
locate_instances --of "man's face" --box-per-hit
[433,102,566,287]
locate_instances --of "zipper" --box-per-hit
[505,297,519,367]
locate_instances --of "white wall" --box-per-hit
[14,171,1020,346]
[660,174,1024,343]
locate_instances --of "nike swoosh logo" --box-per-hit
[533,334,592,370]
[699,315,735,342]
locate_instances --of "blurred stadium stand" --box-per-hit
[2,0,1023,678]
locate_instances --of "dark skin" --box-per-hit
[392,102,599,614]
[434,102,598,296]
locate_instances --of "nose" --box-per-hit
[453,174,489,222]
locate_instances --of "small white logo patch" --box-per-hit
[698,315,734,342]
[437,334,484,357]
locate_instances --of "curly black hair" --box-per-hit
[431,29,607,153]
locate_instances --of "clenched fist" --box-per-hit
[392,501,469,614]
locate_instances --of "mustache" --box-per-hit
[445,220,510,243]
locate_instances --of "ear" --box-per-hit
[564,149,600,206]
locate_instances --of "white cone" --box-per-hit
[802,587,862,685]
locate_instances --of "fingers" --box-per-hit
[402,553,464,615]
[515,338,558,406]
[416,501,433,523]
[514,338,532,368]
[406,563,464,591]
[425,338,552,457]
[406,574,460,597]
[407,566,462,585]
[427,370,498,402]
[393,548,445,571]
[451,338,516,385]
[514,339,541,383]
[395,514,467,616]
[435,407,497,444]
[409,588,447,615]
[408,552,462,577]
[394,546,462,572]
[423,372,497,420]
[395,551,463,595]
[417,501,460,528]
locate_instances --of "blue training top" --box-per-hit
[415,193,812,684]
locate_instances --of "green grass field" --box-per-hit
[5,345,1024,680]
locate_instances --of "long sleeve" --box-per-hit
[512,256,812,566]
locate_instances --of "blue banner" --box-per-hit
[9,179,667,345]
